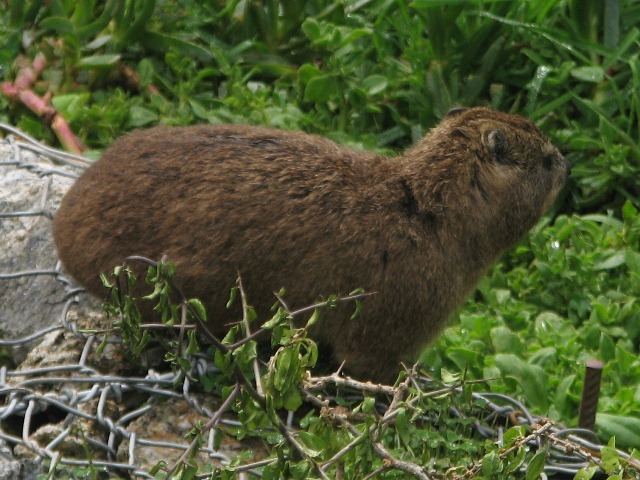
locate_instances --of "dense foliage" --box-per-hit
[2,0,640,477]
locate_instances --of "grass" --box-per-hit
[2,0,640,477]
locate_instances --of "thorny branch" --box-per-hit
[237,274,264,396]
[304,385,432,480]
[126,258,331,480]
[122,255,429,479]
[275,290,376,318]
[110,257,640,480]
[450,421,555,479]
[163,383,241,478]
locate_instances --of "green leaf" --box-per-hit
[262,309,288,329]
[593,251,626,270]
[187,298,207,322]
[482,451,502,478]
[554,374,576,416]
[396,408,412,445]
[298,431,326,457]
[137,58,155,85]
[283,387,303,412]
[301,18,321,41]
[495,354,548,410]
[505,446,527,474]
[288,460,312,478]
[440,368,461,384]
[232,340,257,369]
[274,347,296,391]
[40,16,76,34]
[571,66,605,83]
[85,35,112,50]
[76,54,122,68]
[597,414,640,449]
[306,309,320,328]
[51,93,90,118]
[127,106,158,128]
[490,326,524,354]
[188,99,209,120]
[622,200,638,221]
[503,426,526,446]
[599,333,616,362]
[362,74,388,95]
[304,75,340,103]
[361,396,376,414]
[185,329,199,355]
[100,273,114,289]
[377,125,406,146]
[600,444,620,474]
[140,31,214,62]
[525,450,546,480]
[226,287,238,309]
[625,249,640,273]
[350,299,363,321]
[573,466,598,480]
[76,0,118,40]
[446,347,480,371]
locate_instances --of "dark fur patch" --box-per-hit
[401,179,419,218]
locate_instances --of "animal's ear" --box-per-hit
[482,128,507,160]
[445,107,468,118]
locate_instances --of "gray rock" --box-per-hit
[0,456,42,480]
[0,140,97,362]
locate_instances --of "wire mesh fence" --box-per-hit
[0,124,637,479]
[0,126,254,478]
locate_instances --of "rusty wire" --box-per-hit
[0,124,636,479]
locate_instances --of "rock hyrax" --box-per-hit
[53,107,570,382]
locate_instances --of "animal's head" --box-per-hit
[408,107,570,248]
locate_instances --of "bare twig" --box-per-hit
[381,365,415,424]
[325,400,431,480]
[320,425,369,472]
[226,327,269,349]
[362,465,388,480]
[279,291,376,318]
[233,364,331,480]
[163,383,241,479]
[306,372,396,396]
[237,275,264,396]
[303,375,432,480]
[452,421,555,479]
[370,440,431,480]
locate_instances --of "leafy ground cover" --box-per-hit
[1,0,640,478]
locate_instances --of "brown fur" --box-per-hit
[53,107,570,382]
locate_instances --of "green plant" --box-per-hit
[3,0,640,475]
[92,257,640,479]
[423,201,640,444]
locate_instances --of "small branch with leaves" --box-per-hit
[102,257,640,480]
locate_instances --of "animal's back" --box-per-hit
[53,124,395,336]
